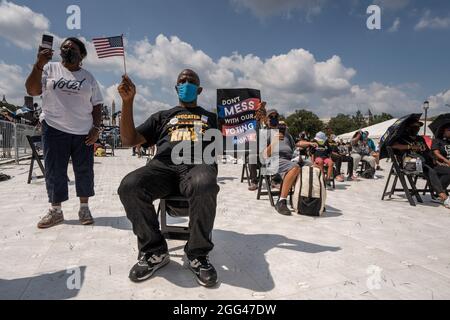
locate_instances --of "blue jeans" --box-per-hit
[42,121,95,204]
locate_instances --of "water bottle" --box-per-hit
[416,157,423,173]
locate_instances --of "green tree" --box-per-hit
[285,109,324,138]
[372,112,394,125]
[352,110,367,129]
[328,114,358,136]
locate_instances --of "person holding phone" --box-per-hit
[262,110,317,216]
[25,37,103,229]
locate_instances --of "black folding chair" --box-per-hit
[158,195,190,241]
[381,147,431,206]
[241,161,251,186]
[26,135,45,184]
[323,164,336,189]
[256,171,280,207]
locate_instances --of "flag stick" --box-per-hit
[122,34,127,75]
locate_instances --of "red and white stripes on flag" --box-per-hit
[92,36,125,59]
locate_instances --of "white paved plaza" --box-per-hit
[0,149,450,300]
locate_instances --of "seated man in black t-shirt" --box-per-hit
[432,124,450,167]
[117,70,219,287]
[392,119,450,209]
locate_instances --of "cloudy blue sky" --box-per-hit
[0,0,449,124]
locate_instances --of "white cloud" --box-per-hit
[428,89,450,115]
[101,83,172,126]
[230,0,326,18]
[415,11,450,31]
[0,1,448,123]
[0,0,50,49]
[320,82,421,117]
[388,18,401,32]
[107,35,356,117]
[0,61,26,105]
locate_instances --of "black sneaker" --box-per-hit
[129,252,170,283]
[185,256,218,287]
[275,200,291,216]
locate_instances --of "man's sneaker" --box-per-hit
[443,197,450,209]
[37,209,64,229]
[271,182,281,190]
[248,182,258,191]
[78,207,94,225]
[336,175,345,182]
[275,200,291,216]
[185,256,218,287]
[129,252,170,283]
[347,175,354,181]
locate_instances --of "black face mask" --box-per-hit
[61,48,81,65]
[269,117,279,128]
[407,127,420,137]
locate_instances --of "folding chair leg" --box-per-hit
[265,176,275,207]
[241,163,246,183]
[256,174,264,200]
[389,175,399,199]
[381,165,394,200]
[245,164,251,186]
[159,200,168,235]
[398,173,416,206]
[406,175,423,203]
[423,181,429,196]
[27,157,34,184]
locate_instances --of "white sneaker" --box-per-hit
[443,198,450,209]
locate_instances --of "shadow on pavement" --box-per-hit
[0,266,86,300]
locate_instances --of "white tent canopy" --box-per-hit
[337,118,433,143]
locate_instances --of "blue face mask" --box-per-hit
[269,118,279,128]
[177,82,199,103]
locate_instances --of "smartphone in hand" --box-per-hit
[39,34,54,52]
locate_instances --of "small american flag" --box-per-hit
[92,36,125,59]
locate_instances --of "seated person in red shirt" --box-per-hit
[311,131,334,185]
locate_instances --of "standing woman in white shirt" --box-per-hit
[25,37,103,229]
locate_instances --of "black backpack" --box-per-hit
[361,167,375,179]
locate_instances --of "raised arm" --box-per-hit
[118,75,147,148]
[351,132,361,145]
[25,49,53,96]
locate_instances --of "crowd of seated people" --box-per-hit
[245,105,387,216]
[245,107,450,213]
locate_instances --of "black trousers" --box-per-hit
[423,164,450,195]
[42,121,94,203]
[332,154,354,176]
[118,159,219,259]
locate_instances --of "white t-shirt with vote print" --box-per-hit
[40,62,103,135]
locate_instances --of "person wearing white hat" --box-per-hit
[311,131,334,185]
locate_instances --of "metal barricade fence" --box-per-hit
[0,120,38,164]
